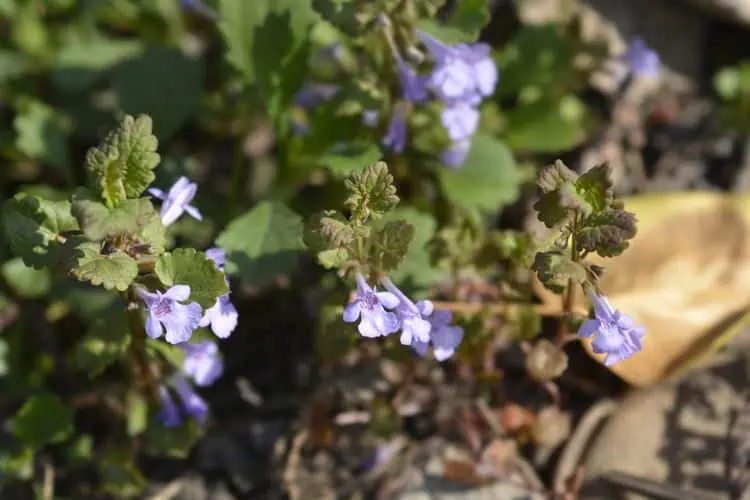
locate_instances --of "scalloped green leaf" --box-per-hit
[155,249,228,308]
[70,246,138,291]
[2,193,78,269]
[84,114,160,208]
[216,201,304,287]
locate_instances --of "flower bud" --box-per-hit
[525,339,568,381]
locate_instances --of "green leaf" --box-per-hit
[345,162,399,221]
[13,100,69,167]
[2,193,78,269]
[216,201,304,287]
[52,39,143,94]
[320,143,382,178]
[537,159,578,193]
[532,251,587,294]
[576,209,637,257]
[144,416,202,458]
[112,46,203,140]
[71,307,130,377]
[1,258,51,298]
[11,393,74,450]
[71,197,159,241]
[0,446,34,480]
[448,0,490,41]
[85,114,161,208]
[505,96,592,153]
[417,19,474,44]
[219,0,318,123]
[147,338,186,367]
[438,134,521,213]
[155,248,228,308]
[574,164,613,216]
[371,220,415,273]
[100,452,144,499]
[70,245,139,291]
[383,208,447,288]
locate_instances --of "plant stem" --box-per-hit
[121,289,157,403]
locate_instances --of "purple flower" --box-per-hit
[173,375,208,422]
[343,274,400,338]
[419,32,497,105]
[200,247,238,338]
[205,247,226,270]
[362,109,380,127]
[441,103,480,141]
[395,57,428,103]
[622,38,660,78]
[578,291,645,366]
[426,310,464,361]
[180,0,219,20]
[440,139,472,167]
[382,104,408,153]
[158,385,182,428]
[455,43,498,98]
[181,340,224,387]
[200,295,238,338]
[138,285,202,344]
[294,82,340,109]
[148,176,202,227]
[380,278,433,346]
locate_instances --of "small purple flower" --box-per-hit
[440,139,472,167]
[158,385,182,428]
[173,375,208,422]
[180,0,219,20]
[343,274,400,338]
[181,340,224,387]
[200,295,238,338]
[138,285,202,344]
[441,103,480,141]
[382,104,408,153]
[622,37,660,78]
[205,247,226,270]
[455,43,498,98]
[395,57,428,103]
[578,291,645,366]
[418,32,499,105]
[148,176,202,227]
[293,82,340,109]
[201,247,239,338]
[362,109,380,127]
[427,310,464,361]
[380,277,433,346]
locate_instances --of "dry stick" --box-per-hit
[42,459,54,500]
[431,301,585,317]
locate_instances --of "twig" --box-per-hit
[431,301,583,317]
[42,459,54,500]
[147,476,189,500]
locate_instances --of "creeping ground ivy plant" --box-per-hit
[2,115,237,491]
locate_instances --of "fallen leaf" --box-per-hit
[536,192,750,386]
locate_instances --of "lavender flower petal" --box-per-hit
[181,340,224,387]
[343,274,400,338]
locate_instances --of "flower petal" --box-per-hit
[164,284,191,302]
[145,313,164,339]
[343,301,362,323]
[375,292,399,309]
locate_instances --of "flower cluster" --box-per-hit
[158,339,224,427]
[382,31,498,167]
[577,291,645,366]
[143,178,239,344]
[343,274,463,361]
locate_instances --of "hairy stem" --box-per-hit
[122,289,157,403]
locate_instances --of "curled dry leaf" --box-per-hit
[526,339,569,381]
[535,192,750,386]
[530,406,572,450]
